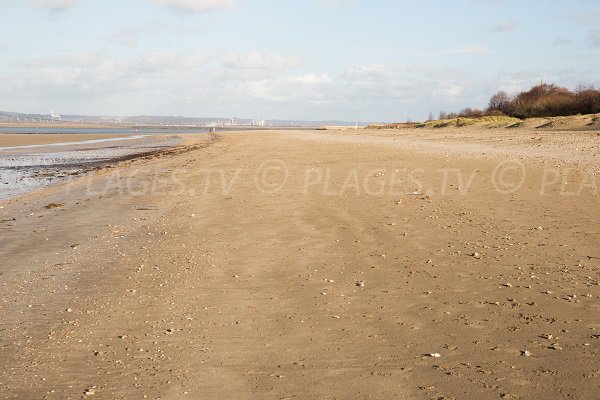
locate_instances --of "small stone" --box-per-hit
[355,281,365,287]
[503,283,513,288]
[521,350,532,357]
[428,353,441,358]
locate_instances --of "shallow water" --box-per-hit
[0,135,148,151]
[0,135,181,200]
[0,127,210,135]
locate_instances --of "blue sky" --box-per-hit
[1,0,599,121]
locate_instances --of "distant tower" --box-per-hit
[50,110,61,122]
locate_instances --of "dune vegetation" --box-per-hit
[369,83,600,130]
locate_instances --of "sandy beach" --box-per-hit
[1,128,599,399]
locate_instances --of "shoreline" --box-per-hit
[0,135,148,150]
[0,133,131,147]
[1,129,599,399]
[0,134,184,201]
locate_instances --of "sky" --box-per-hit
[0,0,599,122]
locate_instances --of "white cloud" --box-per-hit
[491,68,600,97]
[318,0,356,8]
[564,11,600,25]
[362,45,490,58]
[339,63,486,116]
[31,0,75,12]
[492,19,519,32]
[6,51,206,101]
[221,51,298,70]
[109,23,206,47]
[285,73,332,85]
[111,27,150,47]
[345,64,394,82]
[442,46,490,55]
[1,50,220,117]
[110,24,170,47]
[5,45,599,121]
[341,64,471,105]
[587,30,600,47]
[233,73,334,103]
[2,52,491,120]
[151,0,234,13]
[553,37,572,46]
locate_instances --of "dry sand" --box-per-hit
[1,128,599,399]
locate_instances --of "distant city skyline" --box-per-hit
[1,0,599,121]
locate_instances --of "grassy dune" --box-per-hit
[367,112,600,130]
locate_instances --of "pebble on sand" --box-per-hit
[44,203,64,209]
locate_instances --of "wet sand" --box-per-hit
[0,134,128,147]
[0,134,181,200]
[0,128,599,399]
